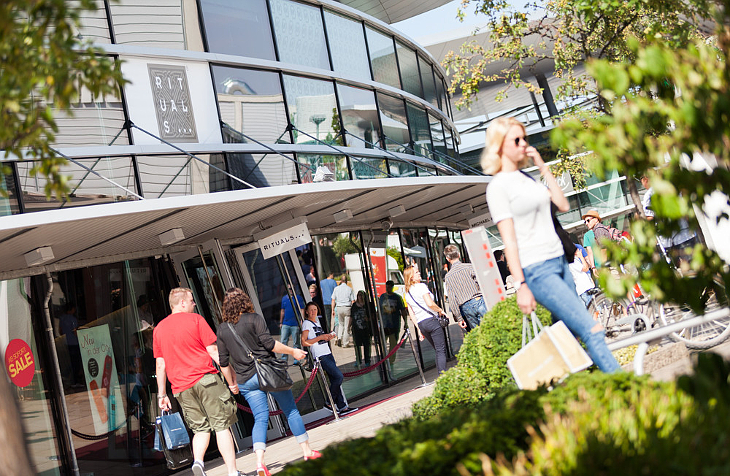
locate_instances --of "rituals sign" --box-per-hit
[148,64,198,142]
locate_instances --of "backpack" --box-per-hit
[594,223,632,243]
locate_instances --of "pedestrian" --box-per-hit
[404,265,448,374]
[217,288,321,476]
[350,290,372,368]
[443,244,487,332]
[331,275,355,347]
[568,247,596,307]
[279,287,304,365]
[319,272,337,333]
[378,280,407,365]
[301,302,357,415]
[153,288,241,476]
[482,117,619,372]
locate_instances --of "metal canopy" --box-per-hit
[0,176,491,280]
[337,0,452,24]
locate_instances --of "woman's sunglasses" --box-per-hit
[514,136,528,146]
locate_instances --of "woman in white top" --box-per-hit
[404,265,448,374]
[483,117,619,372]
[569,248,596,307]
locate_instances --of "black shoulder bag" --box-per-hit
[407,291,449,328]
[225,321,293,393]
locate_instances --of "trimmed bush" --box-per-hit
[413,296,552,420]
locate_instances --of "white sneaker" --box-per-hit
[192,461,207,476]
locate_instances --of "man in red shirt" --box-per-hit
[154,288,241,476]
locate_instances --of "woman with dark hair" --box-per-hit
[482,117,619,372]
[217,288,321,476]
[301,301,357,415]
[404,265,448,374]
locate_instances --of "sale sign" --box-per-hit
[4,339,35,388]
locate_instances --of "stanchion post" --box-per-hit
[405,328,427,386]
[317,361,341,422]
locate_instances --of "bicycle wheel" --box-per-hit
[589,291,625,337]
[658,301,730,349]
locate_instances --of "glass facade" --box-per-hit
[365,27,401,90]
[396,42,423,99]
[270,0,330,70]
[406,103,433,161]
[283,75,340,145]
[324,10,371,79]
[419,55,439,109]
[200,0,277,60]
[136,154,215,198]
[376,93,411,153]
[336,83,381,148]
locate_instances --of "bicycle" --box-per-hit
[587,285,659,339]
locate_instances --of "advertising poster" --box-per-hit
[77,325,126,434]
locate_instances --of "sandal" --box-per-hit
[257,464,271,476]
[304,450,322,461]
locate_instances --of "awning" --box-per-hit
[0,175,491,280]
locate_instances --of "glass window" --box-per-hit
[336,83,381,149]
[429,113,447,160]
[136,154,218,198]
[16,156,138,212]
[351,156,387,180]
[365,27,400,89]
[435,72,448,113]
[200,0,276,59]
[76,0,111,44]
[270,0,330,70]
[51,94,129,148]
[395,42,422,99]
[297,153,349,182]
[108,0,186,49]
[376,93,410,153]
[212,66,290,144]
[418,55,438,108]
[387,157,417,178]
[226,152,299,188]
[0,168,21,216]
[282,75,341,145]
[324,10,371,80]
[406,103,433,159]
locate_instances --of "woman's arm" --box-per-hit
[497,218,537,314]
[528,147,569,212]
[273,340,306,360]
[422,293,445,316]
[406,304,424,341]
[220,365,238,394]
[301,328,334,347]
[576,251,589,272]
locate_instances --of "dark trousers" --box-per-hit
[417,317,447,374]
[318,353,345,409]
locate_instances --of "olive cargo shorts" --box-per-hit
[175,372,237,433]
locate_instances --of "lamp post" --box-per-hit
[309,114,326,141]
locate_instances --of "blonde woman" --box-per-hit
[404,265,448,374]
[482,117,619,372]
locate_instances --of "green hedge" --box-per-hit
[412,296,552,420]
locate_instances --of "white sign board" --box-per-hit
[461,226,506,310]
[256,222,312,260]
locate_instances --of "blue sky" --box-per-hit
[392,1,486,44]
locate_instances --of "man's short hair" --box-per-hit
[339,274,348,283]
[169,287,192,310]
[385,280,395,288]
[494,249,504,261]
[444,244,461,261]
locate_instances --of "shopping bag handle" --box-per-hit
[521,311,544,348]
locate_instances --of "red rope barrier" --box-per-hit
[236,365,319,415]
[341,332,408,378]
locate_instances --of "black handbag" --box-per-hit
[407,291,449,328]
[226,322,293,393]
[153,412,194,470]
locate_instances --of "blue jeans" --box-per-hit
[317,353,345,409]
[460,296,487,330]
[279,324,300,361]
[579,290,593,307]
[523,256,620,373]
[417,317,448,374]
[239,374,308,451]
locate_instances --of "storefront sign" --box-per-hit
[148,64,198,143]
[461,226,506,311]
[78,325,126,434]
[256,222,312,260]
[4,339,35,387]
[468,212,494,229]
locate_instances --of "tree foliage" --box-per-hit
[552,2,730,309]
[443,0,711,111]
[0,0,124,199]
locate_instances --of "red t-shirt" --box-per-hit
[153,312,218,393]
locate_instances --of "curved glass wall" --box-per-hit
[108,0,186,49]
[227,152,299,188]
[270,0,330,70]
[376,93,410,153]
[396,41,422,99]
[283,75,341,145]
[324,10,371,79]
[336,83,381,149]
[365,26,401,90]
[406,103,433,160]
[137,154,216,198]
[200,0,276,60]
[418,55,438,109]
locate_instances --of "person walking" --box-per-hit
[301,302,357,415]
[350,290,373,368]
[217,288,321,476]
[483,117,619,373]
[404,265,448,375]
[319,272,337,332]
[153,288,242,476]
[279,287,304,364]
[331,275,355,347]
[378,280,407,365]
[442,244,487,332]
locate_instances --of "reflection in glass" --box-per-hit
[395,42,422,99]
[200,0,276,60]
[297,154,349,182]
[418,55,438,108]
[51,98,129,148]
[137,154,216,198]
[16,157,138,212]
[365,27,400,89]
[444,122,457,162]
[351,157,387,180]
[212,66,290,144]
[324,10,371,80]
[226,153,299,188]
[0,169,20,216]
[376,93,410,153]
[428,113,447,161]
[77,0,111,43]
[336,84,381,148]
[406,103,433,160]
[282,75,341,145]
[270,0,330,70]
[108,1,186,48]
[387,158,417,178]
[435,71,447,112]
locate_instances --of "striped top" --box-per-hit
[443,262,482,321]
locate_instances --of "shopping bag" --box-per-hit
[507,312,593,390]
[154,412,194,470]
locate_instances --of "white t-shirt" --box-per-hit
[405,282,436,324]
[301,316,331,360]
[568,256,594,296]
[486,171,563,268]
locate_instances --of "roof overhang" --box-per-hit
[336,0,453,24]
[0,176,491,280]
